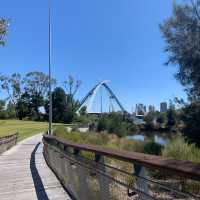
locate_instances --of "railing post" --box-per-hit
[133,163,149,199]
[95,154,110,200]
[64,147,77,199]
[74,149,89,200]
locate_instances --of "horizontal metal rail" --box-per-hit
[43,134,200,200]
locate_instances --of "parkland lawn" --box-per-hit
[0,120,49,141]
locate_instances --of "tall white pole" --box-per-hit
[48,0,52,135]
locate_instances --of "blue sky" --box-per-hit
[0,0,186,112]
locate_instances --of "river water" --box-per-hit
[127,132,171,146]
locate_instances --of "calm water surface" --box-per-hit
[127,133,171,145]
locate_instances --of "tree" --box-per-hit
[97,114,108,132]
[181,102,200,146]
[0,73,22,105]
[157,112,167,125]
[0,18,8,46]
[79,106,87,116]
[16,92,31,120]
[23,71,55,119]
[0,100,5,111]
[64,75,82,97]
[167,101,178,128]
[51,87,67,123]
[160,0,200,101]
[64,75,82,112]
[6,101,16,118]
[160,0,200,144]
[144,111,157,130]
[23,71,52,98]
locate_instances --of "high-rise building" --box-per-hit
[160,102,168,112]
[136,104,146,116]
[148,105,155,112]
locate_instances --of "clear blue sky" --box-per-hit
[0,0,186,112]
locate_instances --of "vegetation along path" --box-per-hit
[0,133,71,200]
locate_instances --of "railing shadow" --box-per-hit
[30,142,49,200]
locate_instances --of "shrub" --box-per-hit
[0,111,9,119]
[162,136,200,163]
[143,139,162,155]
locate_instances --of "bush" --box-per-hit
[162,137,200,163]
[0,111,9,119]
[182,102,200,146]
[54,126,66,136]
[143,139,162,155]
[97,116,107,132]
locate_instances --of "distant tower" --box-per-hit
[148,105,155,113]
[136,103,146,116]
[160,102,168,112]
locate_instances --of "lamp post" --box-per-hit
[48,0,52,135]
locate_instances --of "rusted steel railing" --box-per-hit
[43,134,200,200]
[0,133,18,154]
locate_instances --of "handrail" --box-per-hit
[0,133,18,145]
[43,134,200,181]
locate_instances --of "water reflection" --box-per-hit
[127,133,170,146]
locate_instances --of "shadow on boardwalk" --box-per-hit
[30,142,49,200]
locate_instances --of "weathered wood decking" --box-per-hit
[0,134,71,200]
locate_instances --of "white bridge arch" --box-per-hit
[77,80,126,113]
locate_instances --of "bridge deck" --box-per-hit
[0,134,71,200]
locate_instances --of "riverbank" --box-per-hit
[54,125,200,163]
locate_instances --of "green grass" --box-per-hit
[54,126,163,155]
[0,120,49,141]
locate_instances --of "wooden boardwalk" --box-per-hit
[0,134,71,200]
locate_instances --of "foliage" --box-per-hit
[160,0,200,101]
[79,106,87,116]
[16,92,31,120]
[156,112,167,125]
[162,136,200,163]
[23,71,54,98]
[0,73,22,105]
[161,0,200,145]
[143,139,163,155]
[0,72,81,123]
[6,101,16,118]
[51,87,68,123]
[167,107,177,127]
[0,18,8,46]
[0,100,5,111]
[96,112,131,137]
[64,75,81,112]
[144,111,157,130]
[54,126,162,155]
[181,102,200,146]
[96,115,107,132]
[64,75,82,97]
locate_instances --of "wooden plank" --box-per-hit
[0,134,71,200]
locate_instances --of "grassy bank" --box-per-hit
[54,126,163,155]
[54,126,200,163]
[0,120,49,141]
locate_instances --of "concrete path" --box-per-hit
[0,134,71,200]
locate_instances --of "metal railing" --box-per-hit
[43,134,200,200]
[0,133,18,154]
